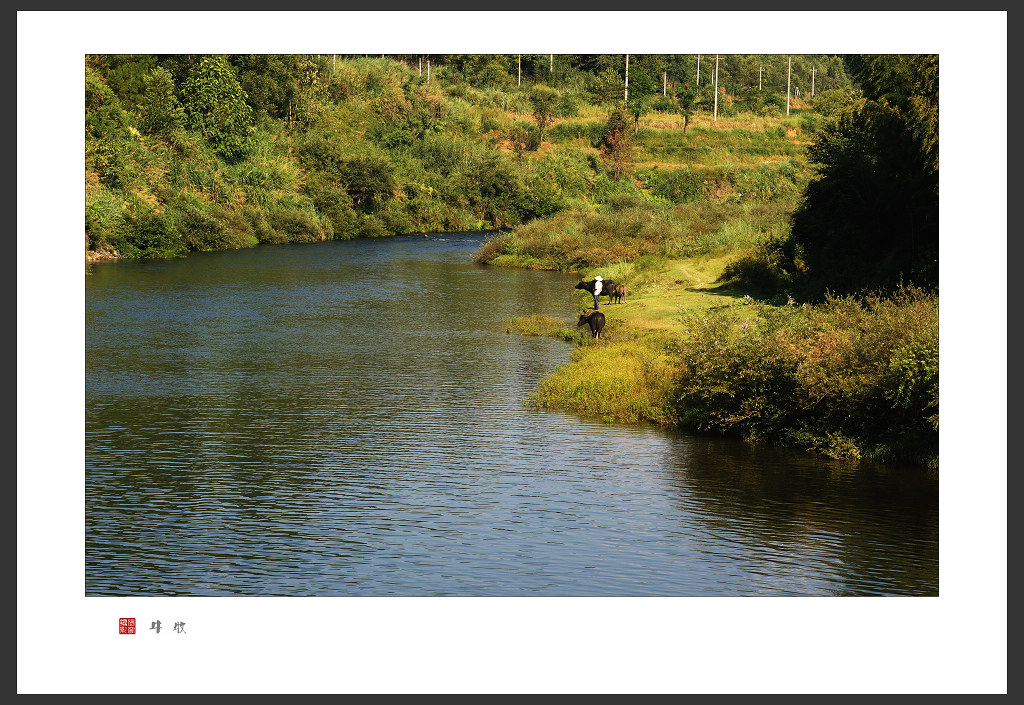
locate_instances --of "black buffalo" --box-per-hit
[577,310,606,338]
[574,278,619,304]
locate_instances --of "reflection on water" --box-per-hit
[86,234,938,596]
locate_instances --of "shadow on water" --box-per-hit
[657,434,939,595]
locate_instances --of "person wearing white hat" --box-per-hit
[591,275,603,309]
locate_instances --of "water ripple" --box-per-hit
[85,236,939,597]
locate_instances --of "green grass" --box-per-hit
[528,336,678,425]
[509,253,939,468]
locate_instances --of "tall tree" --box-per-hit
[790,54,938,298]
[180,55,256,163]
[529,84,560,144]
[625,65,657,133]
[138,66,184,137]
[599,105,634,181]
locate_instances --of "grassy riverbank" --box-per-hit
[82,53,938,468]
[506,255,939,469]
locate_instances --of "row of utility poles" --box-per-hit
[338,54,815,116]
[517,54,555,87]
[628,54,813,120]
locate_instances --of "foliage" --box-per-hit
[88,54,159,111]
[720,234,802,295]
[528,84,561,143]
[506,119,540,156]
[85,67,135,140]
[84,53,856,263]
[671,285,938,466]
[811,88,859,119]
[599,105,634,181]
[336,154,398,213]
[625,64,658,132]
[232,54,301,121]
[106,208,187,260]
[789,54,938,299]
[138,66,185,137]
[180,55,256,163]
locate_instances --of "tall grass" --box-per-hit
[474,194,798,272]
[529,335,678,425]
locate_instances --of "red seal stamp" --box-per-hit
[119,617,136,634]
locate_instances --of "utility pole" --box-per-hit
[427,59,431,82]
[663,71,667,96]
[624,53,629,105]
[759,65,762,90]
[696,54,700,87]
[550,54,553,74]
[811,65,815,97]
[518,55,521,87]
[418,56,422,77]
[713,54,719,122]
[786,56,791,115]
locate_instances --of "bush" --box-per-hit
[644,166,734,203]
[506,119,540,155]
[303,175,360,239]
[268,205,330,243]
[173,201,258,251]
[721,235,799,296]
[652,95,675,112]
[108,209,187,259]
[671,285,939,466]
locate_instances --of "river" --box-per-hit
[84,233,938,596]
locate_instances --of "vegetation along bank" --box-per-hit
[85,53,938,468]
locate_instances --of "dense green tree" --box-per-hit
[337,154,397,213]
[599,105,634,181]
[529,84,560,144]
[445,54,516,88]
[180,55,256,163]
[789,54,938,298]
[88,54,158,111]
[231,54,300,121]
[85,66,133,140]
[138,66,184,136]
[625,65,657,133]
[587,65,625,106]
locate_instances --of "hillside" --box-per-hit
[84,54,940,468]
[85,54,831,272]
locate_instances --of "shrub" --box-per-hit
[303,174,360,239]
[179,55,256,164]
[173,201,258,251]
[652,95,675,112]
[108,209,187,259]
[268,205,329,243]
[721,235,799,294]
[670,285,939,467]
[506,119,540,155]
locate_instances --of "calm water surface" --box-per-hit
[85,233,938,596]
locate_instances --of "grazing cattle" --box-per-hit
[577,310,606,338]
[609,283,627,304]
[575,278,619,306]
